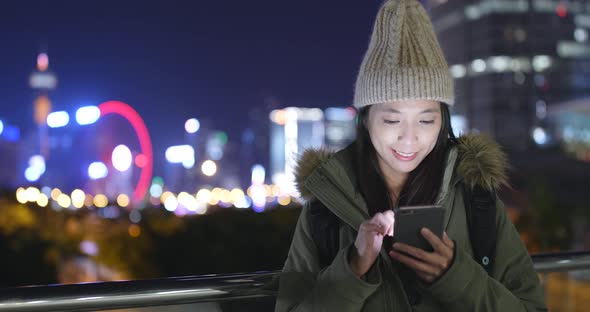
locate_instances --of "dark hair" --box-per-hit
[355,102,458,216]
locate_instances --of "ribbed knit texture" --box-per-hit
[354,0,454,107]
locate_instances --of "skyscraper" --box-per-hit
[30,52,57,157]
[269,107,324,194]
[324,107,357,150]
[426,0,590,150]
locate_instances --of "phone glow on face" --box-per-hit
[367,100,442,179]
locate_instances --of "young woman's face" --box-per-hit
[367,100,442,178]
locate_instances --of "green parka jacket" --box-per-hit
[276,134,547,311]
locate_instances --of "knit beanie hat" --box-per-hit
[353,0,454,108]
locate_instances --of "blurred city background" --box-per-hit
[0,0,589,310]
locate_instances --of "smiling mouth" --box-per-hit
[394,150,415,157]
[392,149,418,161]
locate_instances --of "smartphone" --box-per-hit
[389,205,444,252]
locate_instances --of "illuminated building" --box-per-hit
[0,120,19,188]
[29,52,57,157]
[426,0,590,149]
[545,97,590,161]
[269,107,324,194]
[324,107,357,150]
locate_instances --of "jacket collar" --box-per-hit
[294,133,508,231]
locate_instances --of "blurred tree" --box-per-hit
[0,200,57,287]
[0,193,303,286]
[147,206,300,277]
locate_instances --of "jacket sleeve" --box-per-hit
[275,202,381,312]
[423,198,548,311]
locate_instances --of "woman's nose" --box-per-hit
[397,125,418,145]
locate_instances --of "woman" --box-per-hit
[276,0,547,311]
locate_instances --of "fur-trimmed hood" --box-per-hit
[294,133,508,200]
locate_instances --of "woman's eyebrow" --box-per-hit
[420,108,439,114]
[379,108,401,113]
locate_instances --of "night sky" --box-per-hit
[0,0,385,174]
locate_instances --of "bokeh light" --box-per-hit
[117,194,130,208]
[129,210,142,223]
[128,224,141,237]
[94,194,108,208]
[278,196,292,206]
[51,188,62,201]
[135,154,148,168]
[150,184,163,198]
[37,53,49,72]
[84,194,94,208]
[80,240,99,256]
[88,162,108,180]
[24,167,41,182]
[46,111,69,128]
[185,118,200,134]
[16,187,27,204]
[71,189,86,209]
[57,194,72,209]
[37,194,49,207]
[26,187,41,202]
[201,160,217,177]
[196,189,212,203]
[112,145,133,172]
[164,194,178,212]
[75,106,101,125]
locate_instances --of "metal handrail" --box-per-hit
[531,251,590,273]
[0,272,279,312]
[0,251,588,312]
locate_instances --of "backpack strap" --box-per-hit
[463,184,497,275]
[308,199,340,268]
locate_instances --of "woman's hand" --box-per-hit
[389,229,455,284]
[349,210,394,278]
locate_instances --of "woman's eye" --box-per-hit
[420,120,435,124]
[384,120,399,124]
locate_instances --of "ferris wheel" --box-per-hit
[36,100,153,206]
